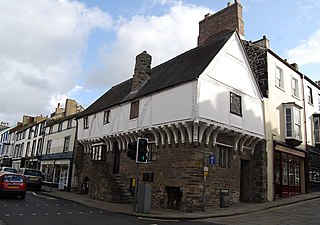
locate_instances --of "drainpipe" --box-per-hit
[67,118,78,192]
[301,74,309,193]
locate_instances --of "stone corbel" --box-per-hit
[239,135,250,152]
[198,123,209,144]
[162,126,172,145]
[149,128,160,146]
[102,137,112,152]
[132,131,139,140]
[234,133,244,151]
[205,125,216,145]
[122,134,130,149]
[182,122,193,143]
[177,123,186,144]
[168,124,179,144]
[157,127,166,146]
[212,127,226,147]
[251,138,260,154]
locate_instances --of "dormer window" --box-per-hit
[103,110,111,124]
[83,116,89,129]
[130,100,139,119]
[283,103,302,146]
[314,114,320,145]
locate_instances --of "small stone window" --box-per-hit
[219,146,231,168]
[230,92,242,116]
[91,144,106,161]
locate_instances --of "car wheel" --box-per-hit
[21,193,26,199]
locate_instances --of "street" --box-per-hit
[0,192,216,225]
[201,198,320,225]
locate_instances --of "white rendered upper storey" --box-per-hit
[77,31,264,151]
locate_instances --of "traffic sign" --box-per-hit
[208,154,216,165]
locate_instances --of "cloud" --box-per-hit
[86,1,211,87]
[288,29,320,65]
[0,0,112,126]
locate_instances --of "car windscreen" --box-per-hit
[3,174,24,182]
[24,170,42,176]
[4,168,18,173]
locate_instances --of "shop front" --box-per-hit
[274,143,306,198]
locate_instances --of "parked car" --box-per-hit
[0,167,18,173]
[0,171,27,199]
[18,168,43,191]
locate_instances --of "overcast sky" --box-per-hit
[1,0,319,127]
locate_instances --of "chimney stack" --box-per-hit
[253,35,270,49]
[131,51,152,93]
[198,0,244,46]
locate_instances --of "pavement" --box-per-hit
[39,187,320,221]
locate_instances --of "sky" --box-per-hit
[0,0,320,127]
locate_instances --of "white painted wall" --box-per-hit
[77,82,195,140]
[198,33,264,136]
[303,78,320,146]
[44,118,77,154]
[264,51,305,201]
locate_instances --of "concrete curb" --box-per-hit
[40,191,320,221]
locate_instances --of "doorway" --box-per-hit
[166,186,182,210]
[113,141,120,174]
[240,159,250,202]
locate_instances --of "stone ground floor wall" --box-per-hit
[73,139,267,212]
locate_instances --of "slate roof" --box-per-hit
[77,31,234,118]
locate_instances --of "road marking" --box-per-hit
[33,213,37,216]
[68,212,72,215]
[138,217,179,222]
[89,211,93,214]
[5,214,9,217]
[57,212,61,215]
[19,214,23,216]
[32,192,56,200]
[25,205,29,207]
[45,213,50,216]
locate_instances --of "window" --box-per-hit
[19,143,24,157]
[318,94,320,111]
[46,140,52,154]
[63,136,71,152]
[314,115,320,144]
[103,110,111,124]
[230,92,242,116]
[291,78,299,97]
[83,117,89,129]
[275,66,284,88]
[25,142,30,157]
[130,101,139,119]
[219,146,230,168]
[34,125,39,137]
[91,144,106,161]
[284,104,302,140]
[67,119,72,129]
[307,86,313,104]
[58,122,63,131]
[31,140,37,156]
[37,138,43,155]
[49,126,53,134]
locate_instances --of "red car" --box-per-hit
[0,172,27,199]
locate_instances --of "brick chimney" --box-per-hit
[131,51,152,93]
[198,0,244,46]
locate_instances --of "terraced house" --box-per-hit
[74,1,267,211]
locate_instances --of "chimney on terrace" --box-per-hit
[131,51,152,93]
[198,0,244,46]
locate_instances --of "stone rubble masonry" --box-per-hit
[131,51,152,93]
[198,0,244,47]
[242,40,269,98]
[73,135,268,212]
